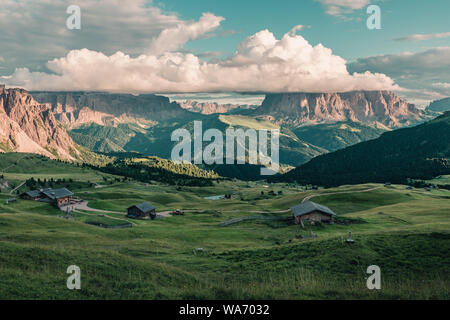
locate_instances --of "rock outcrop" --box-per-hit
[255,91,425,128]
[0,87,79,159]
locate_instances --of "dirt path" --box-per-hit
[301,187,381,203]
[63,201,123,214]
[246,187,382,215]
[302,187,381,203]
[72,209,137,226]
[9,181,26,195]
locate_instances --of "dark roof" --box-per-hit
[290,201,336,217]
[42,188,74,200]
[23,190,43,198]
[128,202,156,213]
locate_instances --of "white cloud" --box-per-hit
[316,0,371,16]
[0,0,226,74]
[2,26,397,94]
[394,32,450,42]
[348,47,450,105]
[149,13,224,55]
[433,82,450,89]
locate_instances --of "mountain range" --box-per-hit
[0,85,439,172]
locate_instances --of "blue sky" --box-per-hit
[158,0,450,61]
[0,0,449,106]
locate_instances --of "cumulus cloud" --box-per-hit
[3,26,397,93]
[348,47,450,105]
[316,0,371,16]
[0,0,228,74]
[149,13,224,55]
[394,32,450,42]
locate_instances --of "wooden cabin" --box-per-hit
[21,188,73,207]
[290,201,336,224]
[41,188,74,207]
[127,202,157,220]
[20,189,48,201]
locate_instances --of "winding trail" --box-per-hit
[72,209,137,226]
[219,186,382,226]
[301,187,381,204]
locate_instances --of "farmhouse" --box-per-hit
[127,202,157,220]
[42,188,74,207]
[20,188,74,207]
[290,201,336,224]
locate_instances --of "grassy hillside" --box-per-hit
[277,112,450,187]
[95,156,219,186]
[0,155,449,299]
[293,121,386,152]
[0,153,118,194]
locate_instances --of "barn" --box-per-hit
[127,202,157,220]
[290,201,336,224]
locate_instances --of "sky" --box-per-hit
[0,0,449,106]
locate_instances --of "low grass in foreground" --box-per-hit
[0,154,449,299]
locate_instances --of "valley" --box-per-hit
[0,152,449,299]
[0,88,448,301]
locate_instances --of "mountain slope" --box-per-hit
[276,112,450,187]
[254,91,425,128]
[0,86,80,160]
[427,97,450,113]
[293,122,387,152]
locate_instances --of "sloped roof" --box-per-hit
[42,188,74,200]
[290,201,336,217]
[128,202,156,213]
[24,190,42,198]
[23,188,51,198]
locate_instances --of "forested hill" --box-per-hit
[275,112,450,187]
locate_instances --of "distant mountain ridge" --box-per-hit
[179,100,258,114]
[254,91,425,128]
[276,112,450,186]
[31,91,192,129]
[427,97,450,113]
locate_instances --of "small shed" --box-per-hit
[127,202,157,220]
[6,198,17,204]
[290,201,336,224]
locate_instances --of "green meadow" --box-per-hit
[0,154,449,299]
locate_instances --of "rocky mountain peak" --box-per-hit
[256,90,424,128]
[0,87,79,159]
